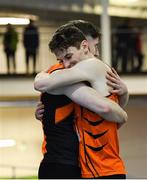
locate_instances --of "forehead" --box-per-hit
[54,49,67,59]
[54,46,77,59]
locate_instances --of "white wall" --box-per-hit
[0,107,43,177]
[0,75,147,99]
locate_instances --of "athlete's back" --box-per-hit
[75,94,126,178]
[38,64,80,179]
[72,59,126,178]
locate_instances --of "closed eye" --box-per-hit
[65,53,72,60]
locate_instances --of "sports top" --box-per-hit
[40,64,79,166]
[75,94,126,178]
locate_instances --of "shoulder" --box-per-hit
[75,58,111,74]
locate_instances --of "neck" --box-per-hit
[81,52,94,61]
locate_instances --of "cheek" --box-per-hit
[73,57,80,64]
[88,43,94,53]
[74,52,81,61]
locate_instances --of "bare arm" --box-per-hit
[34,58,110,95]
[47,83,127,124]
[34,67,87,93]
[34,59,127,124]
[106,68,129,108]
[35,81,127,125]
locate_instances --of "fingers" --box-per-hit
[37,102,44,109]
[35,108,44,120]
[37,104,44,110]
[106,71,117,81]
[35,114,43,121]
[106,69,125,96]
[108,88,120,94]
[37,101,43,107]
[35,101,44,121]
[107,70,119,79]
[106,74,119,84]
[111,67,119,76]
[38,101,43,105]
[107,81,120,89]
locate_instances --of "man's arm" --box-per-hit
[34,58,110,94]
[43,83,127,124]
[35,78,128,125]
[34,59,99,93]
[106,68,129,108]
[34,59,129,109]
[34,67,87,93]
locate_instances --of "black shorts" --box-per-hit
[38,162,81,179]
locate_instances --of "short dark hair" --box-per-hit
[68,20,101,39]
[49,25,86,53]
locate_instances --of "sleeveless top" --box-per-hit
[75,94,126,178]
[41,64,79,166]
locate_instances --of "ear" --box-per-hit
[80,40,89,52]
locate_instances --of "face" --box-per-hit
[86,36,100,58]
[55,40,89,68]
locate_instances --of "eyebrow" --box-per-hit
[56,52,72,61]
[64,53,72,58]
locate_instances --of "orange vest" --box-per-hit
[75,94,126,178]
[40,64,126,176]
[42,63,65,154]
[47,63,64,74]
[41,64,75,155]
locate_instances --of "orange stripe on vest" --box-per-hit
[42,135,47,154]
[41,63,64,154]
[75,94,126,178]
[55,102,74,124]
[48,63,64,73]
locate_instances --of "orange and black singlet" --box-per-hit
[75,94,126,178]
[40,64,79,166]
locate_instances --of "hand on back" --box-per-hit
[106,68,128,96]
[35,101,44,121]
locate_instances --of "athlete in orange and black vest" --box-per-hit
[38,64,81,179]
[35,24,128,179]
[37,64,127,179]
[75,94,126,179]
